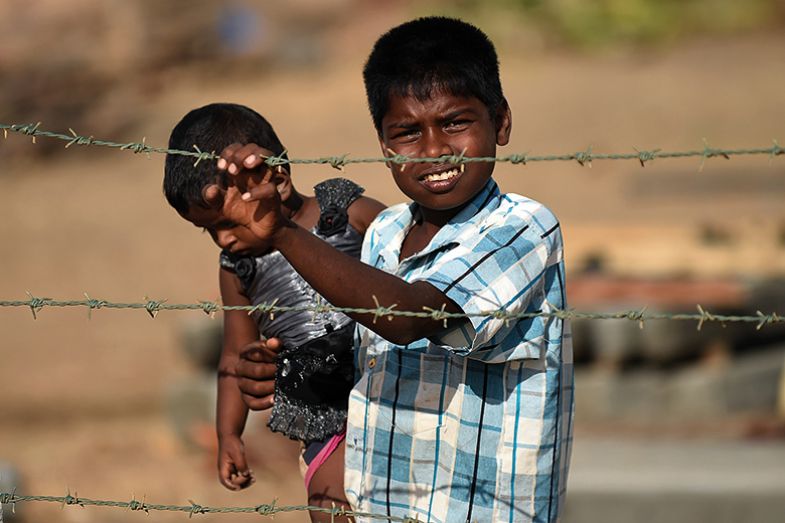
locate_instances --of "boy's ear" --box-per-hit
[495,99,512,146]
[378,133,393,169]
[244,165,293,199]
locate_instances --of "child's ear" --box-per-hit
[495,99,512,146]
[245,165,293,199]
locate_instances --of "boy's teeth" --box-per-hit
[423,169,459,182]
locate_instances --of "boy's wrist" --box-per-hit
[217,430,243,442]
[269,217,298,249]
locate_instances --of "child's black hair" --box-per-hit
[363,17,505,133]
[163,103,287,215]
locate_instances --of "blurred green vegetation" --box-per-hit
[458,0,785,48]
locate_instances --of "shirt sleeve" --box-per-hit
[412,203,565,360]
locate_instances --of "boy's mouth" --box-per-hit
[418,167,463,192]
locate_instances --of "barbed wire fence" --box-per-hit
[2,122,784,170]
[0,295,782,330]
[0,491,418,522]
[2,121,784,521]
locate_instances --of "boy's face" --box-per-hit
[180,163,293,256]
[378,91,511,212]
[181,195,272,257]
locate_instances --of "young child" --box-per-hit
[162,103,385,519]
[217,17,573,523]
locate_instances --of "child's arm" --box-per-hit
[216,267,259,490]
[347,195,386,235]
[209,157,460,346]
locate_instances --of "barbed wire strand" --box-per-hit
[0,295,782,330]
[0,491,421,522]
[2,122,783,170]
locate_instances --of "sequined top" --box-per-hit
[220,178,364,442]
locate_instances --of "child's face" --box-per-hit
[378,91,511,212]
[180,186,272,256]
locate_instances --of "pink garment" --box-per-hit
[304,431,346,490]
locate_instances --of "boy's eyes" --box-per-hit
[392,129,420,140]
[391,120,471,141]
[445,119,470,131]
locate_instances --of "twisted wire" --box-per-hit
[0,295,782,330]
[2,122,782,169]
[0,491,421,521]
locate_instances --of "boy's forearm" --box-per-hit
[216,359,250,440]
[272,222,459,344]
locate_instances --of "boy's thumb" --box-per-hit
[265,337,282,352]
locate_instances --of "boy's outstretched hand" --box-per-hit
[212,144,289,243]
[217,434,255,491]
[236,338,282,410]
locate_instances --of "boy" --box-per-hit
[220,17,573,523]
[163,103,385,521]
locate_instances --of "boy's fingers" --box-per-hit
[202,184,223,206]
[241,392,275,411]
[241,340,269,352]
[237,376,276,397]
[239,346,277,363]
[218,143,243,171]
[240,181,278,202]
[219,463,239,491]
[234,453,250,476]
[234,144,275,171]
[240,337,281,356]
[236,358,277,379]
[265,337,282,351]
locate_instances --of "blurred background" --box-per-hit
[2,0,785,521]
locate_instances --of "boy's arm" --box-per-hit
[347,195,386,235]
[217,268,257,439]
[215,178,461,345]
[216,267,259,490]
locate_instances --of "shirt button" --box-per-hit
[368,357,377,369]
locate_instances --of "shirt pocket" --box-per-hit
[366,351,447,437]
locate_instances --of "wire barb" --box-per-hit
[143,297,166,319]
[573,146,593,167]
[371,295,397,324]
[633,147,660,167]
[191,145,216,167]
[423,303,451,328]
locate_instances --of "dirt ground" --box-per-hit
[2,19,785,522]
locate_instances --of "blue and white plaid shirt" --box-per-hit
[345,179,574,523]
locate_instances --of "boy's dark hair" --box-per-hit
[164,103,287,214]
[363,17,505,133]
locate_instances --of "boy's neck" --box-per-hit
[399,205,459,261]
[281,190,305,220]
[418,205,462,229]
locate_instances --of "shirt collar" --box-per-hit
[379,178,501,267]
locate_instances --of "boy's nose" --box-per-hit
[421,128,452,159]
[215,230,236,250]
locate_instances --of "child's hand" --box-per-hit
[217,434,255,491]
[217,143,276,177]
[236,338,282,411]
[213,143,288,243]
